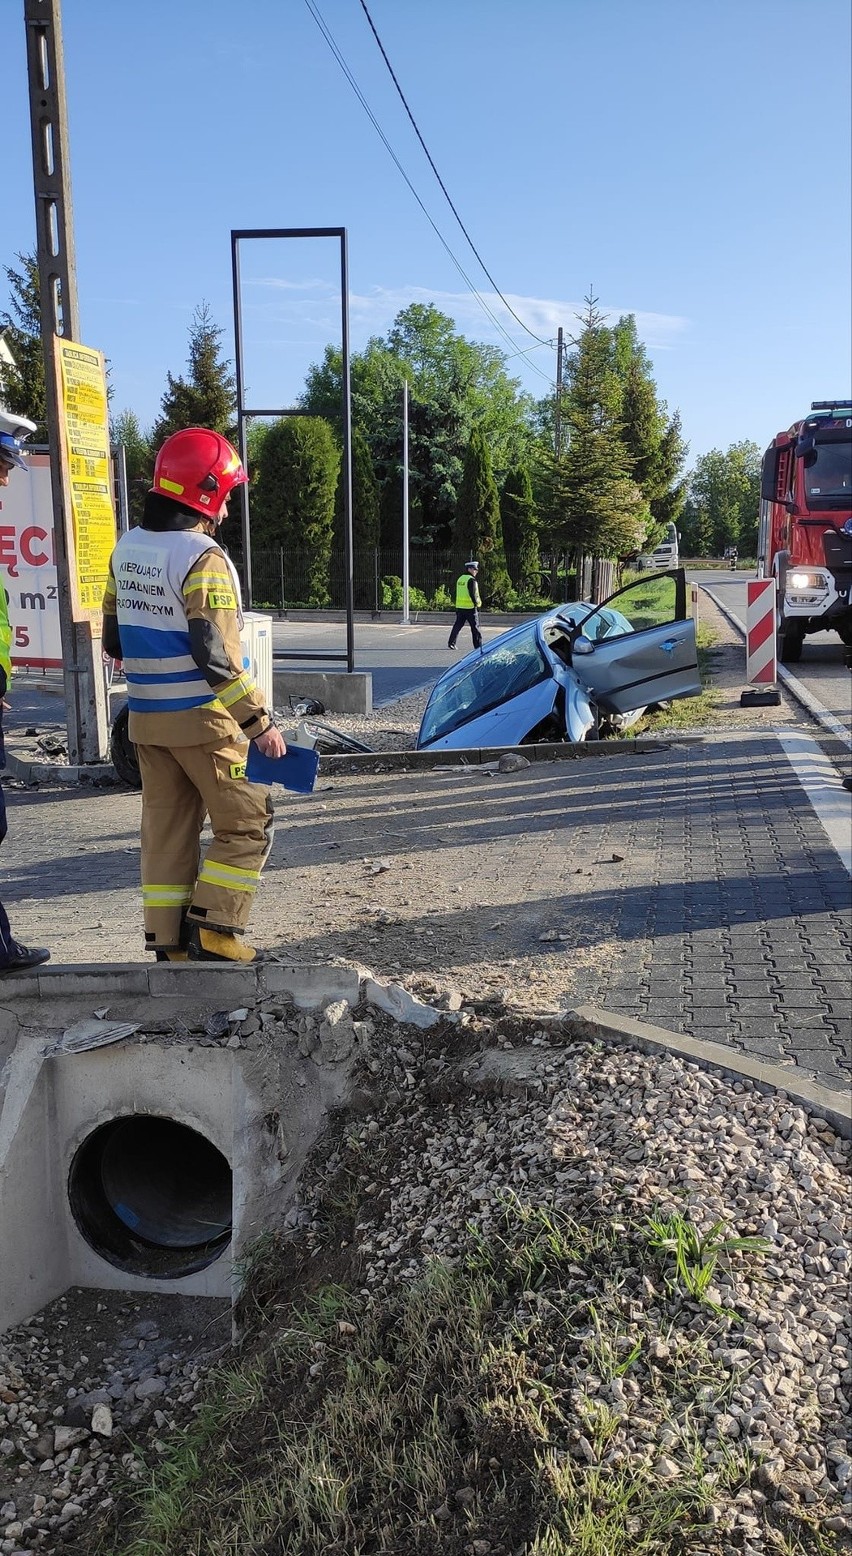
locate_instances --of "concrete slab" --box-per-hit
[273,669,372,715]
[0,959,436,1332]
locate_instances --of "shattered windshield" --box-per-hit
[419,627,549,746]
[803,441,852,507]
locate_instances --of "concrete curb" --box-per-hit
[2,751,116,785]
[700,585,852,753]
[1,735,685,787]
[0,959,446,1025]
[2,965,847,1137]
[568,1003,851,1140]
[319,738,679,776]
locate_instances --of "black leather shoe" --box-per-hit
[0,942,51,973]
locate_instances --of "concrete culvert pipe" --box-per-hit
[68,1116,232,1279]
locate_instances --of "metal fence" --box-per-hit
[248,547,590,611]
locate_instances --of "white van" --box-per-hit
[636,522,679,572]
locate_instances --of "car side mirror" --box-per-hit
[572,634,594,656]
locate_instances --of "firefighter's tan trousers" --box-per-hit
[137,739,274,949]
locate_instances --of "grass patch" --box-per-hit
[91,1196,794,1556]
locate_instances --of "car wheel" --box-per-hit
[778,619,805,664]
[110,703,142,788]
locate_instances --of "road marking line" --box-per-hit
[777,732,852,875]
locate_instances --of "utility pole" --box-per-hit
[23,0,110,763]
[401,378,410,625]
[554,325,564,457]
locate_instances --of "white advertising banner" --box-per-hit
[0,453,63,669]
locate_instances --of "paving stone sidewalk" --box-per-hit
[3,729,850,1087]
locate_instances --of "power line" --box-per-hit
[358,0,551,350]
[301,0,554,384]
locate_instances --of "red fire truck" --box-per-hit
[757,401,852,661]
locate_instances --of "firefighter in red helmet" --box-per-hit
[102,427,286,963]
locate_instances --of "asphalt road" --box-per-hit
[694,570,851,741]
[270,616,512,706]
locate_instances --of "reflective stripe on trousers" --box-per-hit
[137,739,274,946]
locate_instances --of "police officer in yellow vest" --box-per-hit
[102,427,286,964]
[447,560,483,651]
[0,412,50,972]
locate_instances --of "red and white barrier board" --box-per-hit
[0,454,62,670]
[746,578,777,685]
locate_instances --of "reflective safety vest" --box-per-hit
[112,528,234,716]
[0,575,11,690]
[455,572,478,609]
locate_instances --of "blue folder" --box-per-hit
[246,741,319,794]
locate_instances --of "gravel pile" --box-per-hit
[286,686,429,754]
[292,1010,852,1545]
[2,999,849,1552]
[0,1293,229,1553]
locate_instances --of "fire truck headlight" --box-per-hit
[790,571,825,590]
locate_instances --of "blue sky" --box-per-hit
[2,0,850,468]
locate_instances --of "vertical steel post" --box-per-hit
[230,233,252,606]
[23,0,109,762]
[115,442,130,535]
[339,232,354,672]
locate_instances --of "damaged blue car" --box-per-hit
[417,569,701,751]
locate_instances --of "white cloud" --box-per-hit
[248,277,335,293]
[346,284,684,351]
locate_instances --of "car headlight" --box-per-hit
[789,571,827,590]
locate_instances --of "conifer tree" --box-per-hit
[500,465,540,592]
[611,315,687,537]
[110,408,153,528]
[0,253,47,437]
[250,417,339,606]
[454,427,512,607]
[558,294,650,561]
[152,303,236,446]
[332,425,380,605]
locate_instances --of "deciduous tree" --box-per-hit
[301,304,535,548]
[681,442,761,558]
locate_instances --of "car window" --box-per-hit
[419,629,549,745]
[579,573,683,637]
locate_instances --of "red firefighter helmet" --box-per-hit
[152,428,247,518]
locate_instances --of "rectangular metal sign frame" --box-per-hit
[230,227,354,673]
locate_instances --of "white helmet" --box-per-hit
[0,408,37,472]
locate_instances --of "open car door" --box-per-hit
[570,569,700,715]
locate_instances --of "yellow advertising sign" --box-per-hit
[54,338,117,618]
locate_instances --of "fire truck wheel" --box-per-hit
[778,620,805,664]
[110,703,142,789]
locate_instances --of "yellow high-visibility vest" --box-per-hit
[455,573,477,609]
[0,578,12,689]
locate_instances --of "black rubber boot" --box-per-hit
[0,942,51,973]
